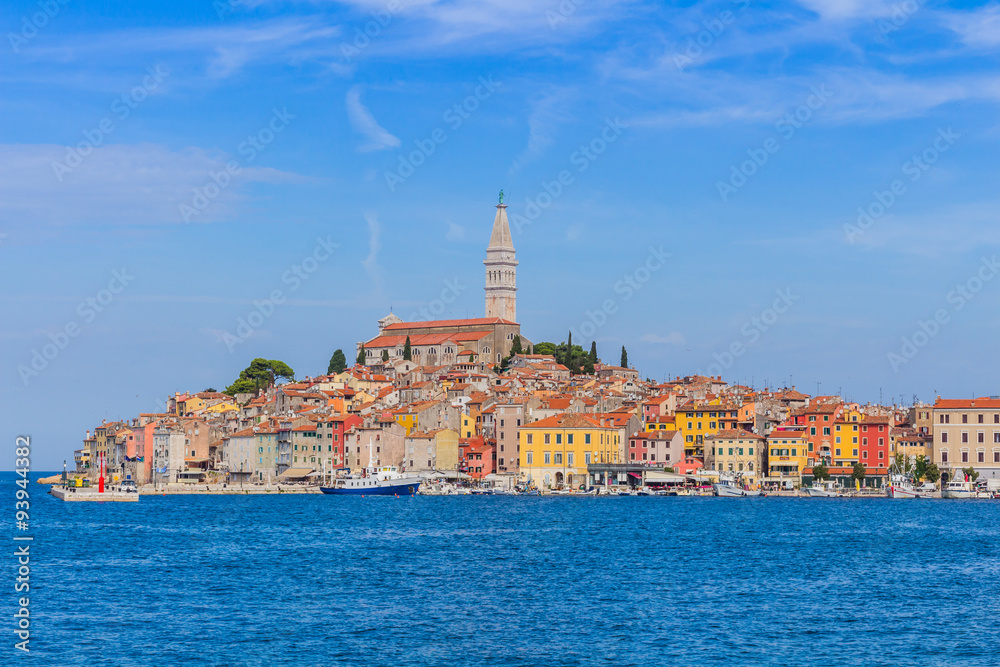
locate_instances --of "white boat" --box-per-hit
[886,474,929,499]
[804,480,841,497]
[713,475,763,497]
[942,477,975,499]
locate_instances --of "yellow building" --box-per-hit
[675,402,741,456]
[519,413,620,490]
[832,417,861,466]
[766,428,810,483]
[705,430,764,483]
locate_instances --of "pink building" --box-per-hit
[628,430,684,466]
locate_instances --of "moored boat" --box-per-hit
[941,477,975,499]
[320,437,421,496]
[804,480,841,498]
[713,475,763,497]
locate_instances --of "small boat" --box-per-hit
[804,480,841,498]
[941,478,975,499]
[713,475,763,497]
[886,474,930,499]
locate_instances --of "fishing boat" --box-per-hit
[713,475,763,497]
[886,474,929,499]
[320,438,421,496]
[804,480,841,498]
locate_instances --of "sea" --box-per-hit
[5,472,1000,666]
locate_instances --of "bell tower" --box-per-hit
[484,192,517,322]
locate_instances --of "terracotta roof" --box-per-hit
[709,429,764,440]
[523,413,605,430]
[383,317,516,330]
[934,398,1000,409]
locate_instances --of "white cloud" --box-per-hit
[446,221,466,241]
[0,143,301,228]
[942,5,1000,48]
[361,210,382,281]
[641,332,686,345]
[509,89,575,171]
[346,86,401,152]
[795,0,895,20]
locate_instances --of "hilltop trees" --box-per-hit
[224,358,295,396]
[327,349,347,375]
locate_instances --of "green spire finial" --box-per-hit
[499,189,504,204]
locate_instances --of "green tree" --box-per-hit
[403,336,412,361]
[224,358,295,396]
[620,346,629,368]
[851,461,866,484]
[510,335,523,356]
[812,462,830,481]
[924,463,941,484]
[203,387,217,393]
[533,342,557,357]
[381,349,390,363]
[357,345,366,366]
[589,341,598,364]
[913,455,929,481]
[962,466,980,482]
[327,349,347,375]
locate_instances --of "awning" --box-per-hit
[644,471,686,484]
[278,467,314,479]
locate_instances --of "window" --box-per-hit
[836,448,841,456]
[963,414,968,423]
[978,451,985,463]
[979,432,985,443]
[749,448,753,455]
[942,451,948,462]
[544,452,551,464]
[585,434,591,444]
[862,451,868,459]
[995,452,1000,463]
[852,437,858,444]
[544,434,550,445]
[962,451,969,463]
[527,434,533,444]
[567,434,574,445]
[556,434,562,445]
[942,432,948,443]
[810,427,816,436]
[853,449,858,456]
[585,453,591,464]
[979,414,985,424]
[878,451,884,459]
[836,436,841,444]
[567,452,574,466]
[995,433,1000,444]
[823,427,830,436]
[962,432,969,444]
[863,438,868,446]
[526,452,533,465]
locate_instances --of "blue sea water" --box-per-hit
[5,472,1000,666]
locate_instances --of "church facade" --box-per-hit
[359,199,531,367]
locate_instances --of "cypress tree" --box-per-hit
[620,346,628,368]
[403,336,412,361]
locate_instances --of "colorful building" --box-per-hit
[519,413,619,489]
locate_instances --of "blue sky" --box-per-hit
[2,0,999,468]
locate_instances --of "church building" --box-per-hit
[359,197,531,367]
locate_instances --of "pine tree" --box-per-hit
[620,346,628,368]
[589,341,598,364]
[328,349,347,374]
[356,345,366,366]
[403,336,412,361]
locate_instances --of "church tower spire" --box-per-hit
[484,193,517,322]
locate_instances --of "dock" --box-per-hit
[50,486,139,502]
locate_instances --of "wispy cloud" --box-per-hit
[346,86,401,152]
[446,221,465,241]
[509,88,575,172]
[0,143,302,229]
[642,332,686,345]
[361,210,382,283]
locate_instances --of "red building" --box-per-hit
[459,437,494,480]
[859,415,893,468]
